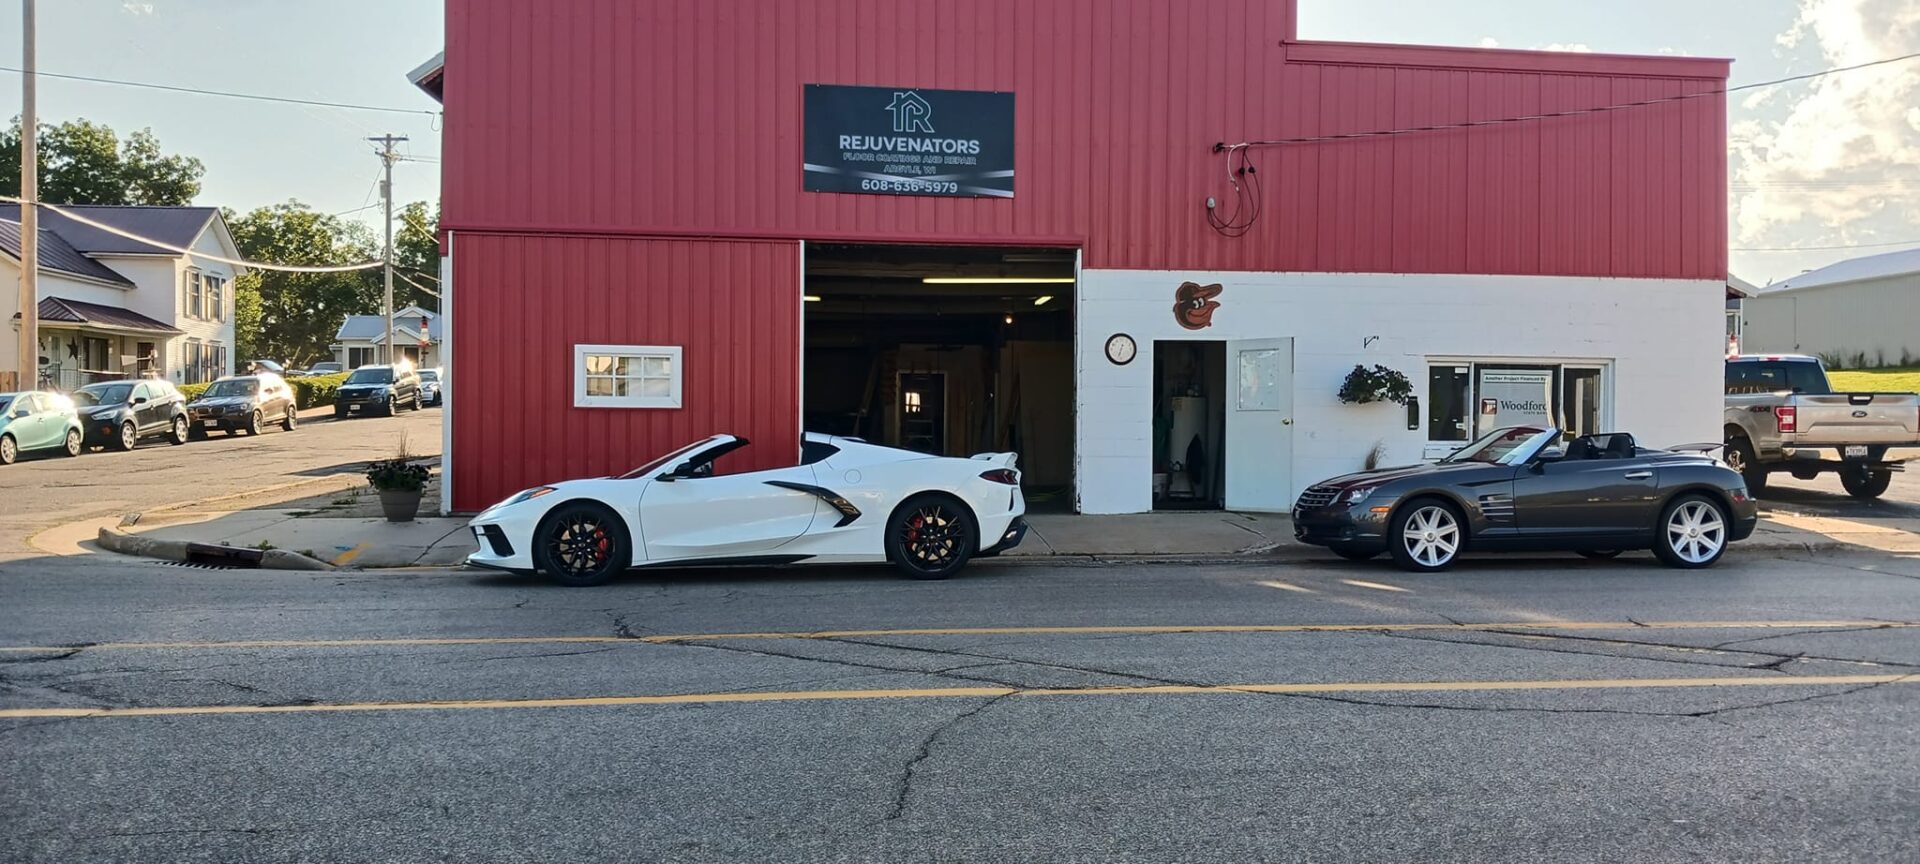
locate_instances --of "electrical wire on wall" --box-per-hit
[1202,50,1920,238]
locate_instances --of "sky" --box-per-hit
[1,0,1916,286]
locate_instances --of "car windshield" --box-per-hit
[1442,426,1558,465]
[73,383,134,406]
[202,380,258,398]
[347,368,393,385]
[419,370,440,382]
[619,438,725,480]
[0,394,13,414]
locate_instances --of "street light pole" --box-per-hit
[16,0,37,387]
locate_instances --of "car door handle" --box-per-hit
[1623,471,1653,480]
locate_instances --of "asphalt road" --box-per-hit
[4,547,1918,863]
[0,405,442,559]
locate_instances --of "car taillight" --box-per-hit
[1774,405,1796,434]
[979,469,1019,485]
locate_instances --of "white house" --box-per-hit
[1741,248,1920,367]
[332,305,442,370]
[3,204,245,389]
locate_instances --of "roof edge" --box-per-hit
[1284,40,1732,80]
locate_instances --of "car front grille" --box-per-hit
[1295,486,1340,509]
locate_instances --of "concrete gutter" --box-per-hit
[95,527,334,571]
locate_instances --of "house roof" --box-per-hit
[0,218,136,286]
[1726,274,1757,299]
[408,51,445,103]
[1765,247,1920,295]
[12,296,182,334]
[0,203,220,257]
[337,309,442,342]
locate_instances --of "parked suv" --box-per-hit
[1724,354,1920,499]
[306,361,345,376]
[335,364,421,417]
[72,379,189,450]
[187,373,300,438]
[0,391,84,464]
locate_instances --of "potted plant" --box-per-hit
[366,455,431,522]
[1337,364,1414,406]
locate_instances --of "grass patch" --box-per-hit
[1828,367,1920,393]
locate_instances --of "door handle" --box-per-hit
[1623,471,1653,480]
[1281,418,1293,425]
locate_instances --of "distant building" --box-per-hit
[332,305,441,369]
[1741,248,1920,367]
[2,204,244,389]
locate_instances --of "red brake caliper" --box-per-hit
[906,516,923,548]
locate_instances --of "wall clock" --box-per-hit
[1105,333,1137,366]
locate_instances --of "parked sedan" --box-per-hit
[72,379,189,450]
[1292,426,1758,571]
[334,364,421,417]
[419,368,443,406]
[186,373,299,438]
[0,391,84,464]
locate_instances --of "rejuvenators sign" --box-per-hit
[803,84,1014,198]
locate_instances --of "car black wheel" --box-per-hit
[169,416,188,445]
[282,407,298,432]
[385,397,396,416]
[886,494,976,580]
[1724,436,1766,495]
[1388,498,1463,572]
[0,434,15,465]
[244,410,262,436]
[1653,494,1729,569]
[334,407,348,419]
[532,503,631,587]
[1577,549,1624,560]
[63,429,82,458]
[1838,463,1892,500]
[1329,545,1379,561]
[188,425,207,441]
[116,421,138,451]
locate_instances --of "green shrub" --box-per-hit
[178,381,211,401]
[289,372,350,409]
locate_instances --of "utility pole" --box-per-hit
[15,0,37,388]
[368,134,407,366]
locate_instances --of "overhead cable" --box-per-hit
[2,196,384,273]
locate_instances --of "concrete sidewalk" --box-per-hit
[69,501,1920,570]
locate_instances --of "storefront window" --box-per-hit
[1426,361,1609,446]
[1427,366,1471,441]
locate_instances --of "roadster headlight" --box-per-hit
[1345,486,1377,504]
[505,486,556,506]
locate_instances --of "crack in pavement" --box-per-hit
[1372,630,1799,674]
[430,647,622,665]
[883,692,1014,823]
[1710,625,1897,650]
[1464,627,1920,672]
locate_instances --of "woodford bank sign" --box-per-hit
[802,84,1015,198]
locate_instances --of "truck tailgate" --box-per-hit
[1790,393,1920,446]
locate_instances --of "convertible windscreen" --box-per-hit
[1443,426,1556,465]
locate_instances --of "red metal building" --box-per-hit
[422,0,1729,514]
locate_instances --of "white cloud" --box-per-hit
[1478,36,1500,49]
[1733,0,1920,245]
[121,1,155,14]
[1540,42,1594,53]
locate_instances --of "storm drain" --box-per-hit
[183,543,265,569]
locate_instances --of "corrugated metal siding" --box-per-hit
[442,0,1728,279]
[449,235,799,510]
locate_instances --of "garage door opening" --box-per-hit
[803,243,1076,510]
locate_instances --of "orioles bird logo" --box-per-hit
[1173,281,1223,330]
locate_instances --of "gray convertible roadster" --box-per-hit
[1292,426,1757,571]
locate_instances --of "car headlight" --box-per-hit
[1344,486,1378,504]
[504,486,557,506]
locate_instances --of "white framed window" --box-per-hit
[184,269,203,319]
[574,344,682,409]
[1424,358,1613,457]
[205,274,226,322]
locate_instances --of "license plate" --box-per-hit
[201,419,218,428]
[1844,445,1868,458]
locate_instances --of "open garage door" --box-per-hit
[803,244,1076,509]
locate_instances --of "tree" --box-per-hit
[393,201,440,312]
[0,118,203,205]
[225,202,381,367]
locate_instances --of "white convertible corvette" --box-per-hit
[466,432,1028,585]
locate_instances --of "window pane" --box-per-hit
[613,356,632,376]
[637,377,670,398]
[643,356,670,377]
[1561,369,1603,439]
[1475,368,1555,432]
[1427,366,1471,441]
[585,355,613,375]
[586,377,615,396]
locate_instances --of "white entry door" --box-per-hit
[1224,338,1294,512]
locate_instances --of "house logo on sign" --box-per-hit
[886,91,934,133]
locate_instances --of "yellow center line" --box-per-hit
[0,620,1910,654]
[2,674,1909,720]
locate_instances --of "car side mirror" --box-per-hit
[10,409,27,419]
[133,397,148,405]
[654,472,677,483]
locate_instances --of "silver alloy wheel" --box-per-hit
[121,422,138,450]
[65,429,82,457]
[1400,505,1460,568]
[0,435,14,464]
[1664,500,1726,564]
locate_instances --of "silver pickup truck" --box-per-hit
[1724,355,1920,499]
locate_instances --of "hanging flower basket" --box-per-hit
[1337,364,1413,406]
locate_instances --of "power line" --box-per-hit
[2,196,384,272]
[1732,238,1920,252]
[0,65,439,117]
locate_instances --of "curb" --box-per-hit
[95,527,335,571]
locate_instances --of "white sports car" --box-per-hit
[466,432,1028,586]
